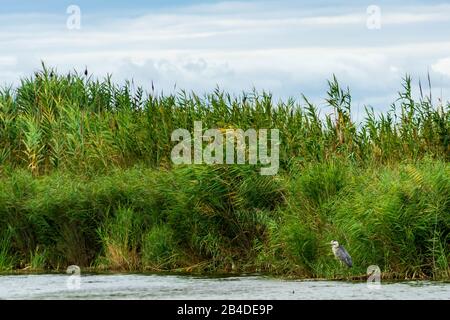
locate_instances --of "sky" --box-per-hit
[1,0,450,114]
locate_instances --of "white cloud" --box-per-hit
[432,57,450,77]
[0,56,17,66]
[382,12,450,24]
[0,1,449,109]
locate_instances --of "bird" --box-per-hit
[330,240,352,267]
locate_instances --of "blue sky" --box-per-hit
[1,0,450,114]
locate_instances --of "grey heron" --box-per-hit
[330,240,352,267]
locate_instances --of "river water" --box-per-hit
[0,274,448,300]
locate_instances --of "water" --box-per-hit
[0,274,449,300]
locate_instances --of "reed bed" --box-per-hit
[0,65,448,279]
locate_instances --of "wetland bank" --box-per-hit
[0,67,449,281]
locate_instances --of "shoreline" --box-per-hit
[2,268,449,282]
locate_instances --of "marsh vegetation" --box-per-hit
[0,65,448,279]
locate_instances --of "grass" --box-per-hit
[27,246,47,271]
[97,206,140,271]
[0,64,448,279]
[0,228,14,272]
